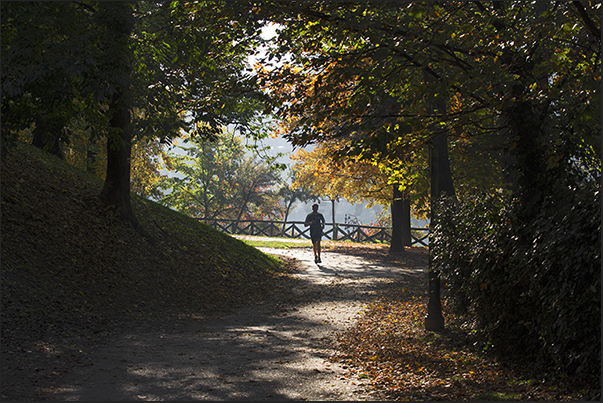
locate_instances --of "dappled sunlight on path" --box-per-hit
[38,246,427,401]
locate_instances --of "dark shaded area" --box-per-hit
[0,142,286,400]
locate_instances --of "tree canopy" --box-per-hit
[4,1,598,220]
[257,1,600,193]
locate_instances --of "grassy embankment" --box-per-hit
[1,142,295,397]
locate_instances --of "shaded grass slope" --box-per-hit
[1,142,290,399]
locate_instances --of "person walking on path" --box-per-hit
[305,203,325,263]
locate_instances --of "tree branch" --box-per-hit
[73,1,96,13]
[572,1,601,43]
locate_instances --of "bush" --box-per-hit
[432,182,600,383]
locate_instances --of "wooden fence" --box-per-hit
[198,219,429,247]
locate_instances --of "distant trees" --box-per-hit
[290,142,414,252]
[155,130,282,222]
[291,144,389,208]
[277,168,319,223]
[61,126,172,201]
[288,133,503,252]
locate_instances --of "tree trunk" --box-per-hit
[97,2,140,231]
[331,198,337,240]
[402,195,411,247]
[235,182,255,234]
[430,132,456,201]
[282,199,295,236]
[31,120,64,159]
[497,45,549,221]
[425,132,456,331]
[390,183,411,253]
[390,184,404,253]
[100,91,136,223]
[86,136,100,175]
[504,99,547,218]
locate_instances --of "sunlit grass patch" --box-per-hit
[239,238,313,249]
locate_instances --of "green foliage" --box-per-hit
[1,1,99,156]
[156,130,282,220]
[239,237,312,249]
[130,1,267,145]
[432,182,601,383]
[0,1,271,167]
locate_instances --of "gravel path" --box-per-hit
[36,247,426,401]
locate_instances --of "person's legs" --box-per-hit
[311,231,319,262]
[316,241,321,262]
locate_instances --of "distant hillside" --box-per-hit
[1,142,291,371]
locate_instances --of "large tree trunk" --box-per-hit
[425,132,456,331]
[503,99,547,217]
[497,44,549,221]
[97,2,140,231]
[390,183,412,254]
[422,64,458,331]
[100,91,137,225]
[430,132,456,201]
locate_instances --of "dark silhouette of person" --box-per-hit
[304,203,325,263]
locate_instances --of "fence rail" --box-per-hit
[198,219,429,247]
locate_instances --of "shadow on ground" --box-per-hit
[36,247,428,401]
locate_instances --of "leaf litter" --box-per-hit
[326,244,594,401]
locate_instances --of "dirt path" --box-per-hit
[36,247,426,401]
